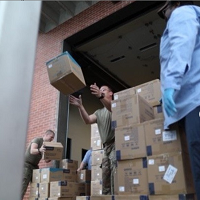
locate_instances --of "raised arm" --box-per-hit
[69,95,97,124]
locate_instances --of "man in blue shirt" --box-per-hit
[77,149,92,171]
[158,1,200,199]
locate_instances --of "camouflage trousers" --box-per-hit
[102,142,116,195]
[21,163,38,199]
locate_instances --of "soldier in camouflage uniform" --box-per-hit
[70,83,116,195]
[21,130,55,199]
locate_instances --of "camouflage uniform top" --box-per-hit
[94,107,114,144]
[24,137,43,167]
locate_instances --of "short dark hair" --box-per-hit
[169,1,194,6]
[45,129,55,136]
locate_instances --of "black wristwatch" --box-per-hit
[98,93,105,99]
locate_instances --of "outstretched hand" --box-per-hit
[69,95,82,107]
[163,88,177,117]
[90,83,101,98]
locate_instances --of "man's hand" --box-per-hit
[77,167,82,172]
[39,144,46,154]
[163,88,177,117]
[69,95,82,107]
[90,83,101,98]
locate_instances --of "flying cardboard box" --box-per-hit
[46,51,86,95]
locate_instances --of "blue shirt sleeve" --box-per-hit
[82,149,92,165]
[161,6,199,90]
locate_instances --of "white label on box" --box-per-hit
[58,193,60,196]
[80,174,84,179]
[112,103,116,108]
[163,164,178,184]
[133,179,139,184]
[137,88,141,93]
[100,190,102,194]
[159,166,165,172]
[114,95,118,100]
[36,191,38,195]
[97,173,99,176]
[36,177,38,179]
[148,159,154,165]
[41,187,44,190]
[94,141,97,144]
[155,129,161,135]
[163,130,177,141]
[97,140,101,146]
[48,64,52,68]
[43,174,47,179]
[119,186,125,192]
[97,158,100,161]
[124,135,130,141]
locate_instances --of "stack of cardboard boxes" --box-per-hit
[28,142,90,200]
[114,79,195,200]
[90,123,104,196]
[76,79,196,200]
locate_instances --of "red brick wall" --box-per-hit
[23,1,133,199]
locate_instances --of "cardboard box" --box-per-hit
[43,142,63,161]
[46,51,86,95]
[115,123,146,160]
[90,195,113,200]
[60,159,78,170]
[77,170,91,183]
[114,168,118,195]
[147,152,195,195]
[76,197,90,200]
[91,180,103,196]
[111,94,154,129]
[115,195,149,200]
[153,105,164,119]
[91,150,104,166]
[149,194,195,200]
[39,182,50,198]
[74,183,91,196]
[113,87,136,100]
[91,123,100,138]
[117,158,148,194]
[29,183,39,198]
[63,169,77,182]
[40,168,64,183]
[32,169,41,183]
[144,119,182,156]
[29,198,39,200]
[91,165,102,181]
[91,136,102,151]
[48,198,73,200]
[50,181,75,198]
[135,79,161,106]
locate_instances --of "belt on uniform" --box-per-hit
[103,138,115,148]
